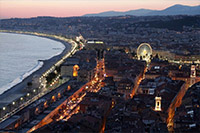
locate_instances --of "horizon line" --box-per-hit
[1,3,199,19]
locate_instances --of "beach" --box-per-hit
[0,32,73,106]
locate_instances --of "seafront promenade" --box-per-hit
[0,30,79,123]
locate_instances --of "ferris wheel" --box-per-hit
[137,43,152,62]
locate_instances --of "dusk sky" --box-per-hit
[0,0,199,18]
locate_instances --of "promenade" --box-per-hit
[0,31,78,123]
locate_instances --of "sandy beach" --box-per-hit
[0,32,72,104]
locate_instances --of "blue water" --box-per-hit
[0,32,65,94]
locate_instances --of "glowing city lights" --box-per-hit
[137,43,152,62]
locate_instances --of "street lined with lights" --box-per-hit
[28,58,106,132]
[0,30,79,123]
[167,77,200,131]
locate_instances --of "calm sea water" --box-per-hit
[0,32,65,94]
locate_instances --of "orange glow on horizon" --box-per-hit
[0,0,199,18]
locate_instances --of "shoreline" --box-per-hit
[0,31,73,103]
[0,61,44,95]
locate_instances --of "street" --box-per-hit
[28,58,105,132]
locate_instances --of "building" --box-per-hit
[85,39,105,50]
[117,78,134,99]
[60,57,80,78]
[155,95,162,111]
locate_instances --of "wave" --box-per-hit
[0,32,67,95]
[0,47,65,95]
[0,61,44,95]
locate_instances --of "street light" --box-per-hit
[3,107,6,110]
[12,102,15,105]
[33,89,36,93]
[27,93,30,97]
[20,97,23,101]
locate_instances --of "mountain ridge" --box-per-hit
[84,4,200,17]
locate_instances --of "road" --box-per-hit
[0,32,79,123]
[167,77,200,132]
[28,58,106,132]
[131,66,147,98]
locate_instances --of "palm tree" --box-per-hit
[27,82,32,88]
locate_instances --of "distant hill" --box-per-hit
[84,4,200,17]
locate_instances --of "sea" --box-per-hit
[0,32,65,95]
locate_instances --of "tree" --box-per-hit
[55,66,61,73]
[140,56,143,60]
[27,82,32,87]
[46,72,56,84]
[155,54,159,59]
[150,54,153,60]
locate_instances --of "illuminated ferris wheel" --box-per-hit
[137,43,152,62]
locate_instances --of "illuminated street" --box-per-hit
[28,58,105,132]
[0,12,200,133]
[131,66,147,98]
[0,31,79,123]
[167,77,200,131]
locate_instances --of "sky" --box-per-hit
[0,0,199,18]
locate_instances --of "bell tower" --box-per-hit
[190,64,196,78]
[155,95,162,111]
[190,64,196,86]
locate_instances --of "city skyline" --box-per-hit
[0,2,200,131]
[0,0,199,18]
